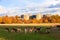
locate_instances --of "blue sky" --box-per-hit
[0,0,60,16]
[0,0,44,7]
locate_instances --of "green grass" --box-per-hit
[0,26,60,40]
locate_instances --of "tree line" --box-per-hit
[0,14,60,24]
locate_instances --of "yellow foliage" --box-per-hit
[17,20,23,24]
[44,19,49,23]
[51,18,57,23]
[0,15,59,24]
[32,18,37,23]
[37,19,43,23]
[2,16,13,24]
[0,17,3,22]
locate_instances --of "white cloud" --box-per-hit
[0,5,7,14]
[0,0,60,16]
[25,0,60,8]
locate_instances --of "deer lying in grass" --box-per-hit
[11,28,17,32]
[5,28,9,32]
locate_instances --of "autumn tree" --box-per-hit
[31,18,37,23]
[0,17,3,23]
[2,16,13,24]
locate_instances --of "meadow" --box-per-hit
[0,26,60,40]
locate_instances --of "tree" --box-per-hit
[0,17,3,23]
[17,19,23,24]
[2,16,8,24]
[37,19,43,23]
[12,17,17,23]
[51,18,57,23]
[44,19,49,23]
[32,18,37,23]
[2,16,13,24]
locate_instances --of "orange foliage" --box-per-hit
[17,20,23,24]
[0,17,3,23]
[0,15,60,24]
[51,18,57,23]
[32,18,37,23]
[23,20,29,24]
[44,19,49,23]
[56,19,60,23]
[37,19,43,23]
[3,16,13,24]
[12,17,17,23]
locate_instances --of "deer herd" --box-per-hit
[4,25,60,34]
[4,27,51,34]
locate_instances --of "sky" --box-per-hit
[0,0,60,16]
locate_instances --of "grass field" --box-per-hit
[0,26,60,40]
